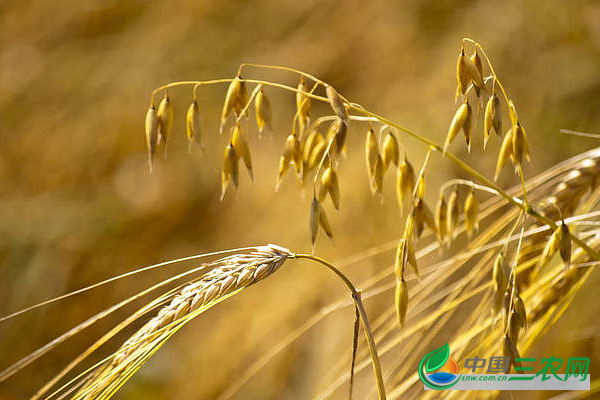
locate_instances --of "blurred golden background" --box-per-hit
[1,1,600,399]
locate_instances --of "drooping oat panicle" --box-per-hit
[157,93,174,153]
[366,128,379,189]
[397,155,416,208]
[446,188,460,241]
[145,105,158,173]
[255,86,272,134]
[220,74,245,134]
[325,85,350,126]
[221,143,239,200]
[186,100,202,146]
[559,220,572,269]
[444,100,472,154]
[495,127,515,181]
[464,188,479,237]
[511,121,530,167]
[435,193,448,244]
[484,93,501,149]
[310,197,320,247]
[382,132,400,171]
[231,123,253,181]
[296,77,311,133]
[319,166,341,210]
[78,245,292,399]
[395,278,409,330]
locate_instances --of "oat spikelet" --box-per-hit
[145,105,158,173]
[276,134,301,190]
[397,155,416,208]
[470,48,483,77]
[318,202,334,241]
[414,198,436,238]
[435,193,448,244]
[186,100,202,146]
[444,100,472,154]
[325,85,350,126]
[493,252,508,294]
[79,245,291,399]
[395,278,409,330]
[221,143,239,201]
[495,127,515,181]
[319,166,341,210]
[417,175,426,200]
[464,188,479,238]
[231,123,253,181]
[484,93,501,149]
[373,154,384,196]
[220,75,245,134]
[303,129,324,164]
[446,188,460,242]
[539,226,561,270]
[456,48,471,97]
[559,220,572,269]
[514,295,527,328]
[255,86,272,135]
[310,197,320,247]
[307,140,327,172]
[511,121,530,167]
[157,94,174,154]
[382,132,400,172]
[327,118,347,155]
[503,335,521,372]
[366,128,379,190]
[296,77,311,133]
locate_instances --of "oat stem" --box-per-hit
[293,253,386,400]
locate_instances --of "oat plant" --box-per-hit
[2,37,600,399]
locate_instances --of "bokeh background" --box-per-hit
[1,1,600,399]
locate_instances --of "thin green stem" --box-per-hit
[293,253,386,400]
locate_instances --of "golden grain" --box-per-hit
[231,123,253,181]
[145,105,158,172]
[186,100,202,145]
[382,132,400,171]
[255,86,272,134]
[326,85,350,126]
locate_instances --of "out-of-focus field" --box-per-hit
[1,1,600,399]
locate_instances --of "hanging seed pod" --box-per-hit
[414,199,436,238]
[145,105,158,173]
[320,166,340,209]
[157,94,174,151]
[186,100,202,145]
[373,154,384,196]
[444,100,471,154]
[325,85,349,126]
[308,140,327,171]
[235,78,249,117]
[471,48,483,77]
[296,77,311,133]
[366,128,379,187]
[435,193,448,244]
[495,127,515,181]
[395,278,409,330]
[318,203,334,240]
[221,143,239,201]
[464,188,479,238]
[484,94,501,149]
[292,136,304,178]
[515,295,527,328]
[310,197,320,247]
[382,132,400,171]
[493,252,508,294]
[255,86,272,134]
[447,188,460,241]
[276,134,298,191]
[220,75,244,134]
[231,123,253,181]
[539,226,561,269]
[511,122,530,167]
[397,155,416,208]
[559,220,572,269]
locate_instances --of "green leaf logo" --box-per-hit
[425,343,450,373]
